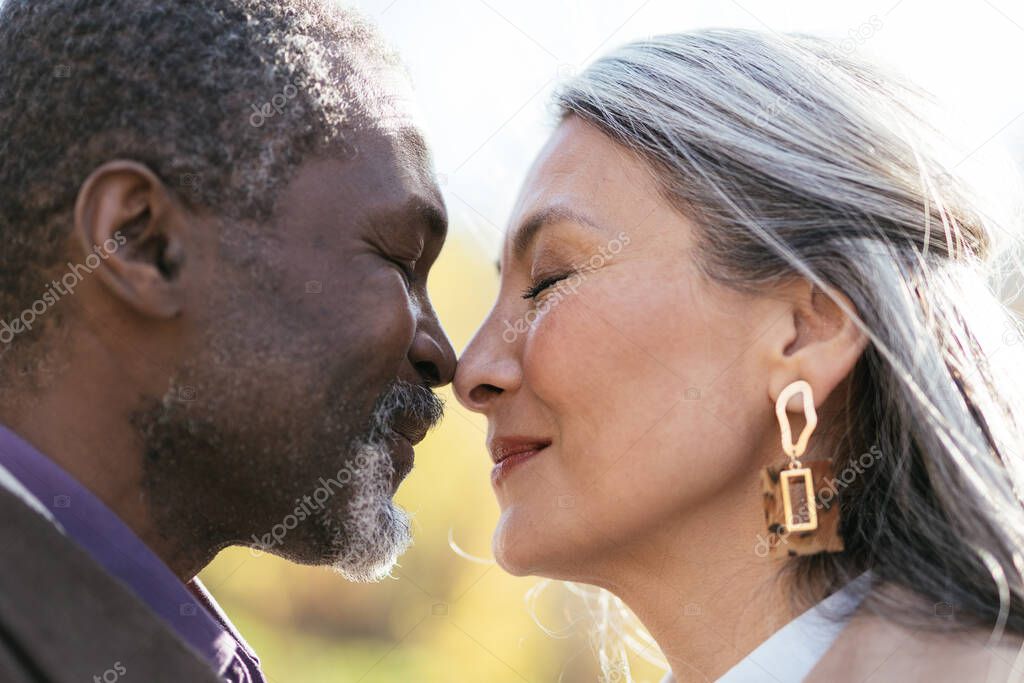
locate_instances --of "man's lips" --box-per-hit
[488,437,551,483]
[388,434,416,493]
[386,411,439,490]
[392,415,431,446]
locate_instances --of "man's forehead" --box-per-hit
[333,124,444,224]
[350,61,427,138]
[323,58,443,212]
[360,121,441,206]
[349,68,435,169]
[390,125,431,171]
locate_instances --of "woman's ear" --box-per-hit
[73,160,188,319]
[766,279,869,411]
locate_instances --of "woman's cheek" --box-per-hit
[520,283,619,401]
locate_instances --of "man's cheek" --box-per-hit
[359,287,417,360]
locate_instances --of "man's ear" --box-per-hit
[766,279,869,412]
[73,160,187,319]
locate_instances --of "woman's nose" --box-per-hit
[453,317,522,413]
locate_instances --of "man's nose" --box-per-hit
[409,311,456,388]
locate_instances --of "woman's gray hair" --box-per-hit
[554,27,1024,677]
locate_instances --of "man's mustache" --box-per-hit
[367,379,445,445]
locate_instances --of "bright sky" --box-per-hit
[350,0,1024,255]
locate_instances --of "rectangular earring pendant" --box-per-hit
[779,467,817,532]
[761,461,843,556]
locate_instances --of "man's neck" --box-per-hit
[0,389,213,580]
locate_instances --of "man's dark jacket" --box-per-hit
[0,485,223,682]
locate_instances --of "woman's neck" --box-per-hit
[593,483,799,681]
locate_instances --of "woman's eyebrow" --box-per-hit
[509,205,608,261]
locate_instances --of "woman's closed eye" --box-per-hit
[521,271,575,300]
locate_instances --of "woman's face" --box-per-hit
[454,118,788,582]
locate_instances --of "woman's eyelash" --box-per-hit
[521,272,571,300]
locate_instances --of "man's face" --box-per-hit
[135,120,456,581]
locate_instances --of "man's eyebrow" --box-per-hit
[510,205,607,261]
[408,196,447,238]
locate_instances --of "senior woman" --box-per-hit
[455,29,1024,682]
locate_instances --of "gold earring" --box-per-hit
[776,379,818,532]
[760,379,844,556]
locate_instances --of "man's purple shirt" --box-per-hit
[0,424,265,682]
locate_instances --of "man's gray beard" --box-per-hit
[320,437,412,582]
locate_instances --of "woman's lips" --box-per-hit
[489,438,551,484]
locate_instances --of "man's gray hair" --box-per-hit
[0,0,395,355]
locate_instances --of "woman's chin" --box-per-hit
[492,506,574,578]
[492,513,536,576]
[492,550,533,577]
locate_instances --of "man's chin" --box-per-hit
[326,502,413,583]
[249,430,417,580]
